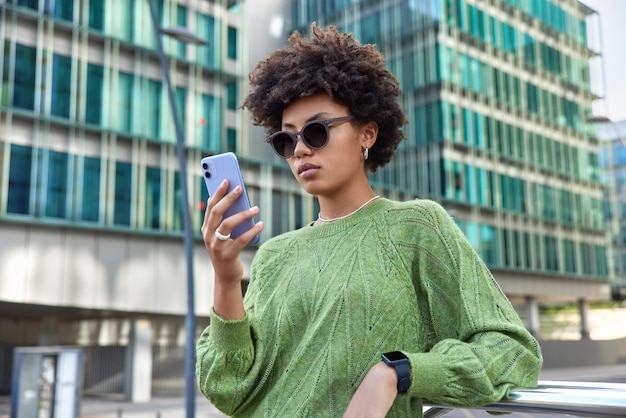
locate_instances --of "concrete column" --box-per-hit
[124,319,153,402]
[525,296,540,337]
[578,298,590,340]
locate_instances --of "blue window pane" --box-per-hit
[8,144,32,214]
[147,79,162,139]
[197,14,217,68]
[44,150,68,218]
[227,128,237,153]
[44,0,74,21]
[82,157,101,222]
[51,53,72,118]
[86,64,103,125]
[13,44,37,110]
[227,82,237,110]
[1,41,10,107]
[198,94,222,150]
[227,26,237,60]
[116,72,134,132]
[173,173,182,231]
[145,167,161,229]
[114,162,132,226]
[88,0,104,30]
[17,0,38,10]
[481,224,498,265]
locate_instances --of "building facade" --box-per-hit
[0,0,253,397]
[0,0,612,400]
[597,118,626,299]
[289,0,610,311]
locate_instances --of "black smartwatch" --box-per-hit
[381,351,411,394]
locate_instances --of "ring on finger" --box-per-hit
[215,229,231,241]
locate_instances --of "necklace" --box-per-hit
[317,195,380,223]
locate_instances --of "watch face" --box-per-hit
[383,351,407,362]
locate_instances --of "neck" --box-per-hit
[317,195,380,223]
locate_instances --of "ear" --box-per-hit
[361,121,378,149]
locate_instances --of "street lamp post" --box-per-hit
[146,2,208,417]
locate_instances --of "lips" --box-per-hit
[298,163,320,177]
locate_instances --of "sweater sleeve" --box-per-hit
[403,201,542,406]
[195,308,264,415]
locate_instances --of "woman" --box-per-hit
[196,24,542,417]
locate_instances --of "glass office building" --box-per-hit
[597,118,626,300]
[0,0,249,397]
[290,0,610,310]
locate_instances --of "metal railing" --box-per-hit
[424,380,626,417]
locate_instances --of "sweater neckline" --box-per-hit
[304,198,391,237]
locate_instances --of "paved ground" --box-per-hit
[2,364,625,417]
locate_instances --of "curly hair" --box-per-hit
[243,23,408,172]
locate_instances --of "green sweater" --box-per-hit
[196,198,542,417]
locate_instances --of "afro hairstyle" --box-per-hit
[243,23,408,172]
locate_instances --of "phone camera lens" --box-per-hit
[202,163,208,169]
[204,171,211,178]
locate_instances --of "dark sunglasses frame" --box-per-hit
[266,115,356,158]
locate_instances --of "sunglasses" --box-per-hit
[266,115,356,158]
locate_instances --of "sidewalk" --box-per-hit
[0,394,227,418]
[2,364,625,418]
[80,394,226,418]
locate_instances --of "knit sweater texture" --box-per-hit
[196,198,543,417]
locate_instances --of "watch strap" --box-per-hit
[381,351,411,394]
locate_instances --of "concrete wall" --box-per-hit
[0,222,256,316]
[540,337,626,369]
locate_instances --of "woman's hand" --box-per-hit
[343,362,398,418]
[201,179,264,319]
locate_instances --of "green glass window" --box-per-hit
[1,42,10,107]
[51,53,72,118]
[526,82,538,114]
[175,87,185,141]
[86,63,104,125]
[462,108,473,145]
[595,245,608,277]
[476,167,489,206]
[17,0,38,10]
[521,232,532,269]
[88,0,104,31]
[13,43,37,110]
[227,82,237,110]
[465,164,476,204]
[43,150,68,218]
[227,128,237,153]
[44,0,74,21]
[7,144,32,214]
[197,93,221,150]
[197,13,217,68]
[176,6,188,58]
[81,156,101,222]
[146,79,162,139]
[173,172,182,231]
[116,72,134,133]
[145,167,161,229]
[545,236,558,272]
[563,239,576,274]
[481,224,498,266]
[465,221,479,249]
[227,26,237,60]
[114,162,132,226]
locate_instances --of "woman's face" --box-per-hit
[279,93,374,198]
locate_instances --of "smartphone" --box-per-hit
[200,152,260,245]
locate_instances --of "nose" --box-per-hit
[292,133,311,158]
